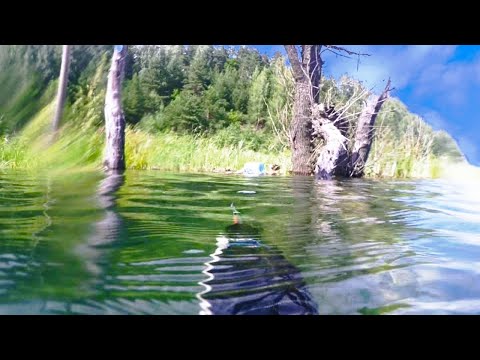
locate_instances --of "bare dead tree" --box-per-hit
[285,45,394,180]
[104,45,128,171]
[314,78,378,178]
[284,45,372,176]
[52,45,71,134]
[311,104,350,180]
[284,45,322,175]
[347,79,392,177]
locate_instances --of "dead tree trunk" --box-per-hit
[104,45,127,171]
[284,44,380,179]
[348,79,391,177]
[52,45,71,133]
[312,105,349,180]
[291,80,313,175]
[307,46,322,104]
[284,45,322,175]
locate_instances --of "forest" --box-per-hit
[0,45,465,177]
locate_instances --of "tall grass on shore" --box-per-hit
[366,114,441,178]
[0,100,465,179]
[0,102,291,174]
[125,127,291,173]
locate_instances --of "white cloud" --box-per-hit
[259,46,462,98]
[322,45,459,94]
[412,58,480,106]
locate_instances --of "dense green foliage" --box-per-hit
[123,46,274,137]
[0,45,466,177]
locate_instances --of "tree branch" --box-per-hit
[284,45,305,81]
[323,49,353,59]
[323,45,371,57]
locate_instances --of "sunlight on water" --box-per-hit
[0,170,480,314]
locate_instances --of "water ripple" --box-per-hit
[0,171,480,314]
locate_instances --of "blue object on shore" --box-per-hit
[243,162,266,176]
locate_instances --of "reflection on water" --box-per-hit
[0,170,480,314]
[77,170,125,277]
[197,219,318,315]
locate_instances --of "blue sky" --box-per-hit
[253,45,480,166]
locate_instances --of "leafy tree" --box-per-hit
[247,67,270,127]
[123,73,146,124]
[184,45,214,94]
[159,90,208,134]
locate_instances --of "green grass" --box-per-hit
[125,127,291,173]
[0,100,465,179]
[0,98,467,179]
[0,101,292,174]
[364,114,454,179]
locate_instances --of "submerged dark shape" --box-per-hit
[197,215,318,315]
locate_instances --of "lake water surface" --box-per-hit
[1,170,479,314]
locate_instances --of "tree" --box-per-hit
[285,45,391,179]
[347,79,392,177]
[231,47,266,115]
[123,73,146,124]
[135,45,186,108]
[160,90,208,134]
[211,46,229,72]
[52,45,71,133]
[104,45,128,171]
[284,45,322,175]
[247,67,270,127]
[184,45,213,94]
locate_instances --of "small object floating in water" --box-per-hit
[183,249,205,254]
[243,162,266,176]
[237,190,256,194]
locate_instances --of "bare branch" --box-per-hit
[322,49,354,59]
[373,78,392,115]
[324,45,371,57]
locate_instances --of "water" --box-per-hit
[0,170,480,315]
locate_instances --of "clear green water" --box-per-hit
[1,170,480,314]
